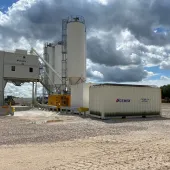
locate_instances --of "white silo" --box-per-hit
[67,16,86,85]
[54,44,62,87]
[44,43,55,86]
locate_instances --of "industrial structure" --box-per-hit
[66,16,86,85]
[42,16,86,95]
[70,83,93,108]
[40,16,87,110]
[43,42,62,93]
[0,49,39,106]
[0,49,40,115]
[0,15,87,114]
[0,15,162,118]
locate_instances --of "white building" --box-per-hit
[0,49,40,105]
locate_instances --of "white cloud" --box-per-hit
[160,61,170,70]
[0,37,43,53]
[92,71,104,79]
[7,0,36,13]
[5,82,43,98]
[123,78,170,87]
[88,0,108,5]
[146,71,157,77]
[160,75,170,81]
[116,29,169,68]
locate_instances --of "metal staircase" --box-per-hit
[31,48,62,95]
[39,75,51,95]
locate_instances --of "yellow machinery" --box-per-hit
[48,94,71,109]
[0,103,15,116]
[78,107,89,112]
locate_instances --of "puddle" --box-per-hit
[30,118,63,124]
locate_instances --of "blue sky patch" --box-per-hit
[0,0,17,12]
[153,27,170,35]
[145,66,170,79]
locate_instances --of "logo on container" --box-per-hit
[141,98,150,102]
[116,99,131,103]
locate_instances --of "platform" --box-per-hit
[14,106,32,112]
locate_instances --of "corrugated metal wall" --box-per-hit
[71,83,93,108]
[89,85,161,118]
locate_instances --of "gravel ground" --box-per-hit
[0,109,164,145]
[1,104,170,170]
[0,115,147,145]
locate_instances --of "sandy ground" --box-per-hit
[1,104,170,170]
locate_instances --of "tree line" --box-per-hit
[161,85,170,102]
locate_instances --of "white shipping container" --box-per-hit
[71,83,93,108]
[89,84,161,119]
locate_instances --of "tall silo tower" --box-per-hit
[54,44,62,88]
[66,16,86,85]
[43,43,62,93]
[44,43,55,87]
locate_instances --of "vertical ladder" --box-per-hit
[61,19,68,94]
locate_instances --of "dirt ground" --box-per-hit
[1,104,170,170]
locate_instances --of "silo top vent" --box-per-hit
[67,15,85,24]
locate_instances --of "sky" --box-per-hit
[0,0,17,11]
[1,0,170,97]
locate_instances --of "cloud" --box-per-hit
[0,0,170,97]
[160,75,170,81]
[87,31,141,66]
[160,59,170,70]
[1,0,170,44]
[116,75,170,87]
[87,61,149,82]
[4,82,43,98]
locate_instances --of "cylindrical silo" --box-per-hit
[54,44,62,87]
[67,16,86,85]
[43,42,62,93]
[43,44,49,85]
[47,44,55,85]
[44,43,55,86]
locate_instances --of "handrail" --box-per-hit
[30,48,62,81]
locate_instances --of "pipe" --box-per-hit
[32,82,35,106]
[30,48,62,81]
[35,81,37,100]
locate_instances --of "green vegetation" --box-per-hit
[161,85,170,99]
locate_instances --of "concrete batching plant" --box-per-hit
[43,16,86,94]
[42,16,87,109]
[0,15,162,118]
